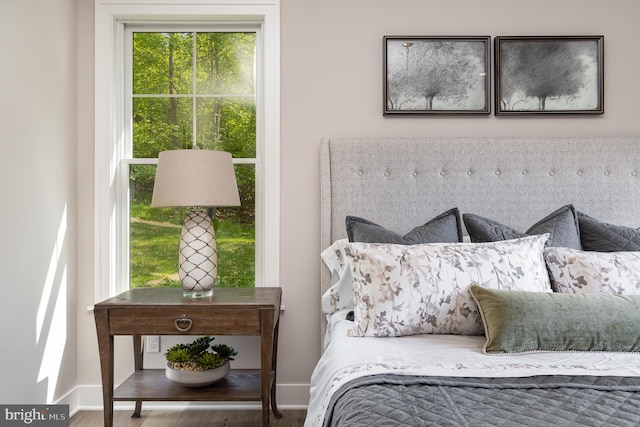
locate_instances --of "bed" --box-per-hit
[307,137,640,426]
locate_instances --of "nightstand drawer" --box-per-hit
[109,308,262,335]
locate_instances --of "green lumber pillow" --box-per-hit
[469,285,640,354]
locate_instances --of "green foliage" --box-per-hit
[184,336,215,356]
[165,348,191,364]
[133,32,193,95]
[128,31,258,275]
[194,352,226,370]
[131,31,257,158]
[165,336,237,371]
[211,344,238,361]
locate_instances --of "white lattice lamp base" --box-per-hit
[179,209,217,298]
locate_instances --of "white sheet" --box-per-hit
[305,309,640,427]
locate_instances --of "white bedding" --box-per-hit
[305,309,640,427]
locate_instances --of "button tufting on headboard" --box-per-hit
[322,136,640,261]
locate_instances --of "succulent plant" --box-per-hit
[165,336,237,371]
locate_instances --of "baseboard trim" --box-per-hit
[71,383,309,413]
[54,386,81,418]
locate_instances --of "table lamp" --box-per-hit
[151,149,240,298]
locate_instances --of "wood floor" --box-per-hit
[70,410,307,427]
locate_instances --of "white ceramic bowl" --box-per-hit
[165,361,230,388]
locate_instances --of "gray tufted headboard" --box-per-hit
[320,137,640,297]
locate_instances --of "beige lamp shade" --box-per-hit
[151,149,240,208]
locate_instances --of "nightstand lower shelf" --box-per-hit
[114,369,262,401]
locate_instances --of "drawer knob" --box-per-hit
[174,315,193,332]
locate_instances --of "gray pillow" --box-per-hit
[577,211,640,251]
[346,208,462,244]
[463,205,582,249]
[470,285,640,354]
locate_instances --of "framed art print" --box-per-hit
[383,36,490,115]
[495,36,604,115]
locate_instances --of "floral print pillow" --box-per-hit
[544,247,640,294]
[321,239,354,314]
[345,235,551,337]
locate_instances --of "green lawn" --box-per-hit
[130,217,255,288]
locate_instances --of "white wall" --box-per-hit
[0,0,78,404]
[3,0,640,413]
[278,0,640,401]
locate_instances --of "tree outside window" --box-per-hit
[128,31,257,288]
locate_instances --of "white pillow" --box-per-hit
[321,239,353,314]
[544,247,640,294]
[345,235,551,337]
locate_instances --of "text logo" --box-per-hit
[0,405,68,426]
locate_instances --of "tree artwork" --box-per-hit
[497,37,603,113]
[384,37,489,113]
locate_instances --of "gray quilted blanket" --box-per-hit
[324,374,640,426]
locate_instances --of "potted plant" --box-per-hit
[164,336,238,387]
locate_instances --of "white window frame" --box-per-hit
[94,0,280,302]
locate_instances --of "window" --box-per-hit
[126,29,257,289]
[95,2,280,301]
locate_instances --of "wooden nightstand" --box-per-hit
[94,287,283,427]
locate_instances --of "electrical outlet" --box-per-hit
[146,335,160,352]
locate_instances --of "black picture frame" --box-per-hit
[495,36,604,115]
[383,36,491,115]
